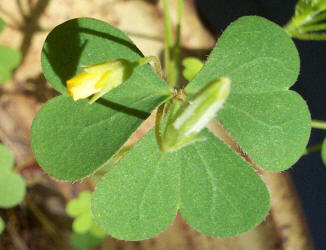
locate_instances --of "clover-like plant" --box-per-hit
[0,18,21,84]
[66,191,106,249]
[0,144,26,235]
[66,191,106,238]
[0,144,26,208]
[30,3,311,241]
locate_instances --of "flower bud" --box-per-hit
[67,59,133,103]
[161,77,231,152]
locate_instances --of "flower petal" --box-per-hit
[83,60,124,73]
[67,72,102,100]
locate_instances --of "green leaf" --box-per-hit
[0,45,21,69]
[67,191,106,237]
[31,92,168,180]
[186,16,310,171]
[32,18,170,181]
[73,212,93,234]
[91,130,179,241]
[321,138,326,165]
[0,18,5,34]
[92,129,270,240]
[0,144,14,173]
[0,216,4,235]
[0,45,21,84]
[70,232,103,250]
[187,16,299,94]
[0,172,26,208]
[0,67,11,84]
[66,191,92,217]
[41,17,166,94]
[89,223,106,238]
[182,57,203,81]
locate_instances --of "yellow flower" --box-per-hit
[67,59,133,104]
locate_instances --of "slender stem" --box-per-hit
[26,195,63,247]
[174,0,183,89]
[311,120,326,130]
[163,0,174,86]
[25,175,45,186]
[13,157,35,172]
[155,104,165,152]
[136,56,163,77]
[303,143,322,155]
[124,31,164,42]
[299,23,326,33]
[176,0,183,47]
[16,0,28,20]
[93,145,133,179]
[292,32,326,40]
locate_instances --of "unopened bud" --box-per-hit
[67,56,162,104]
[161,77,231,152]
[67,59,133,104]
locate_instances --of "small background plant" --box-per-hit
[66,191,106,249]
[0,144,26,234]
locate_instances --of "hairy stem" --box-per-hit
[174,0,183,89]
[303,144,322,155]
[155,104,165,152]
[136,56,163,77]
[311,120,326,130]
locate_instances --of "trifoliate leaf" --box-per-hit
[67,191,106,237]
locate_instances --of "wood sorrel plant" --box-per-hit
[31,0,311,241]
